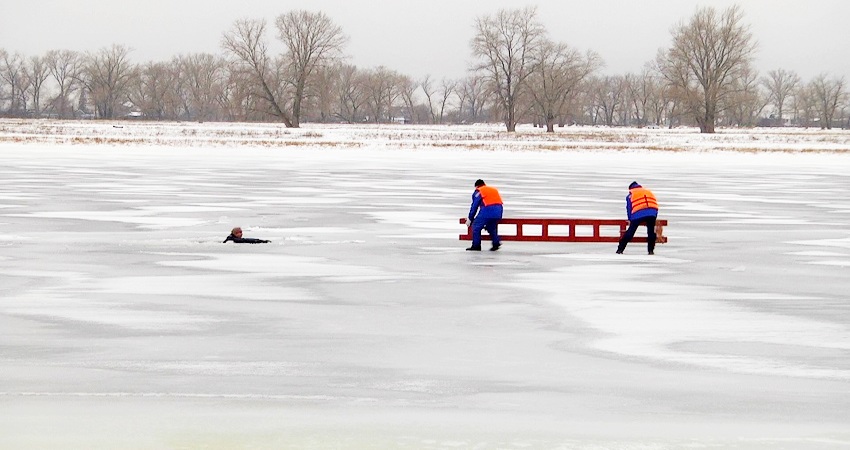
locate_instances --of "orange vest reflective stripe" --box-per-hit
[477,186,503,206]
[630,187,658,213]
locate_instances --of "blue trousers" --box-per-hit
[617,216,657,253]
[472,217,501,247]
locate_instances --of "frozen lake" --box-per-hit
[1,121,849,448]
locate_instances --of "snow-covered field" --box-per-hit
[1,120,849,449]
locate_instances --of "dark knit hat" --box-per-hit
[475,179,485,187]
[629,181,641,189]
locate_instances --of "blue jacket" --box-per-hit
[469,188,503,221]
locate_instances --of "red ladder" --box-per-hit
[458,218,668,243]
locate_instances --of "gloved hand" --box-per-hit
[464,218,472,227]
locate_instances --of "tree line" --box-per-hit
[0,5,847,133]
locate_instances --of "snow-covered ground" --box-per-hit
[1,120,849,449]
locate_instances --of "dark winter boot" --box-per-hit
[490,243,501,251]
[466,245,482,251]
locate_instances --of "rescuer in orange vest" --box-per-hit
[465,179,503,251]
[616,181,658,255]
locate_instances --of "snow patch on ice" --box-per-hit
[787,251,847,257]
[789,237,850,249]
[806,260,850,267]
[95,275,313,301]
[509,264,850,380]
[157,253,393,280]
[7,296,218,331]
[0,234,31,241]
[363,211,460,230]
[9,211,206,229]
[253,226,356,234]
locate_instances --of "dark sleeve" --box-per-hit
[224,234,269,244]
[468,191,482,220]
[239,237,269,244]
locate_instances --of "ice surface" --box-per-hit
[1,121,849,448]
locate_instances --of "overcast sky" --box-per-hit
[2,0,848,81]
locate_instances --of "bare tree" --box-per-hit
[1,51,28,116]
[726,65,767,127]
[790,84,815,127]
[218,64,258,122]
[77,45,137,119]
[761,68,800,126]
[45,49,81,118]
[179,53,228,121]
[809,74,846,129]
[576,86,600,125]
[128,61,173,120]
[555,81,585,126]
[456,74,490,123]
[646,58,680,127]
[24,55,51,117]
[309,64,338,122]
[361,66,403,123]
[397,74,419,123]
[646,79,668,126]
[222,19,293,125]
[421,75,458,124]
[275,10,347,127]
[529,40,601,131]
[332,63,365,123]
[435,78,458,124]
[471,6,546,131]
[592,75,628,126]
[626,69,665,127]
[0,49,6,112]
[419,75,437,124]
[657,5,757,133]
[624,73,643,126]
[362,66,390,123]
[165,57,191,120]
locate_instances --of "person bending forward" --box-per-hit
[466,179,503,251]
[616,181,658,255]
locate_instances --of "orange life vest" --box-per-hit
[477,186,503,206]
[630,187,658,214]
